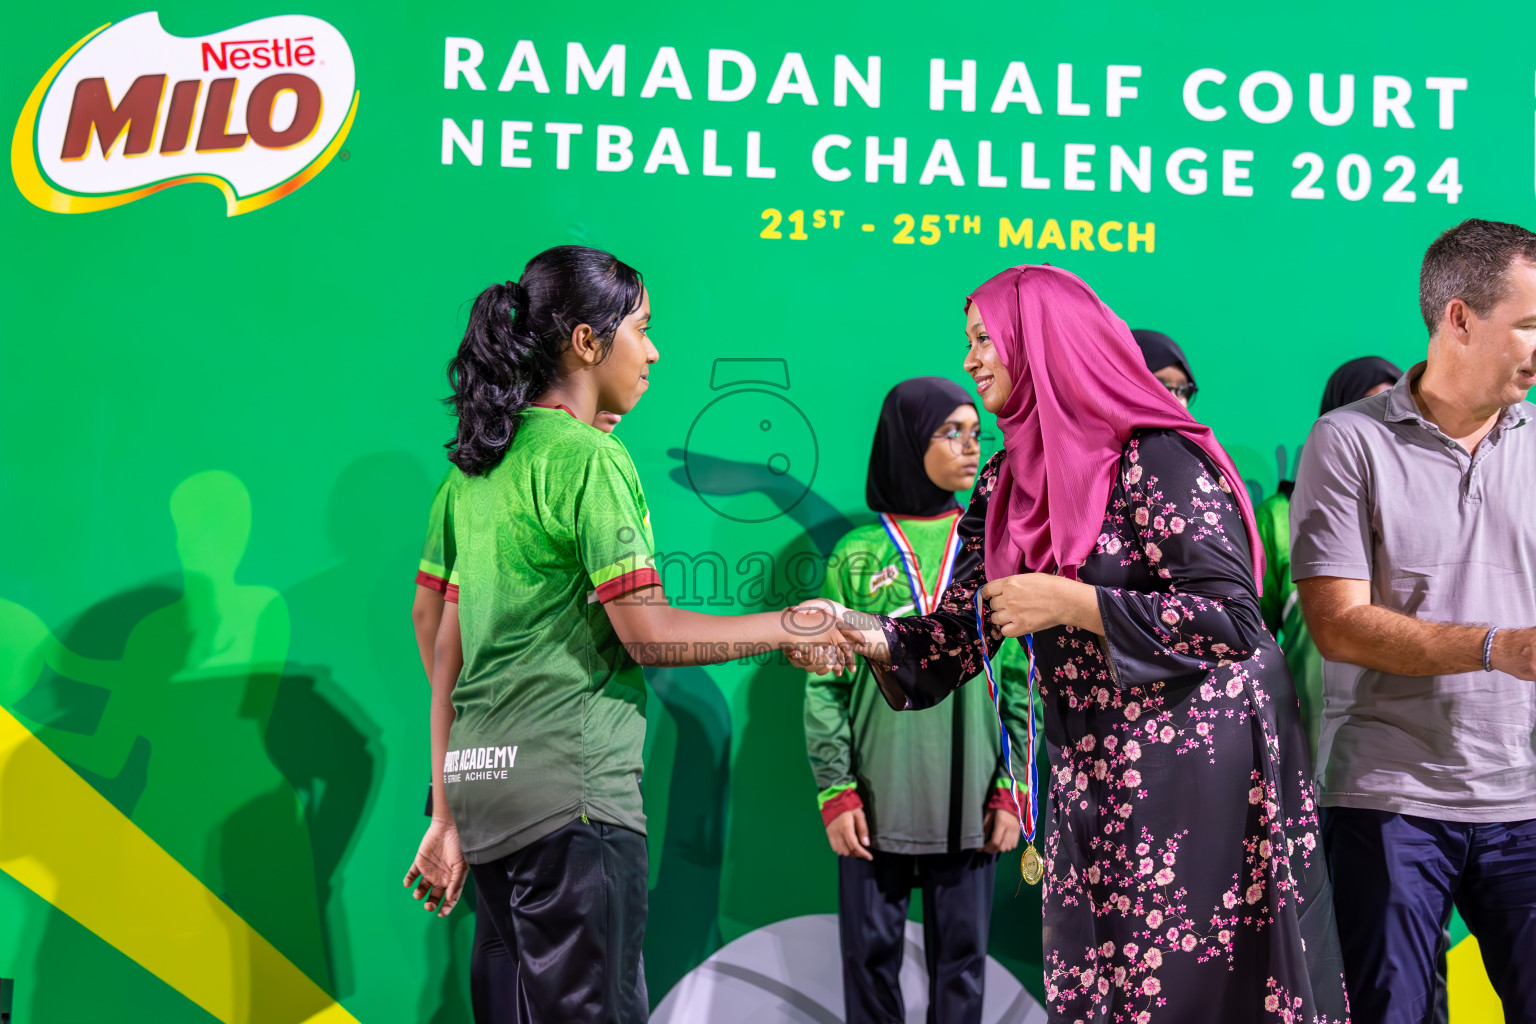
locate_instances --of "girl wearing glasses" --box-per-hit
[1133,329,1199,409]
[803,377,1030,1024]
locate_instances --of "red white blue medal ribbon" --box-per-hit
[974,591,1040,881]
[878,512,962,616]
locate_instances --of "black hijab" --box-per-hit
[1131,329,1195,385]
[866,377,977,517]
[1320,356,1403,416]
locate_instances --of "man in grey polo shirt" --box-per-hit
[1292,218,1536,1024]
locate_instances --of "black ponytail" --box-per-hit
[446,245,644,475]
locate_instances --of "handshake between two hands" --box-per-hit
[790,574,1087,677]
[785,598,888,676]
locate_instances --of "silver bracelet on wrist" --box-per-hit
[1483,627,1500,673]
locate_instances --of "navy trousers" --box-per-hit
[1324,807,1536,1024]
[838,849,995,1024]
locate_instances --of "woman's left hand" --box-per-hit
[979,573,1082,636]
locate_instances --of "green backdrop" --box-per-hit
[1,1,1527,1020]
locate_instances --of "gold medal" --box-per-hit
[1020,842,1044,886]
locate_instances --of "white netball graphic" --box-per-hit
[652,914,1046,1024]
[14,11,358,215]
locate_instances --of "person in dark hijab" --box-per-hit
[807,376,1029,1024]
[1255,355,1406,752]
[1132,328,1198,408]
[1319,356,1403,417]
[865,376,979,516]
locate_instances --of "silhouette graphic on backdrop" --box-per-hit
[279,453,431,1007]
[1,470,333,1020]
[680,359,822,525]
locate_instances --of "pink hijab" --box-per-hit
[968,265,1263,590]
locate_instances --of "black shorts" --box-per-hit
[469,818,648,1024]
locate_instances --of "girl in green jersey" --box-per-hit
[805,377,1030,1024]
[403,245,851,1024]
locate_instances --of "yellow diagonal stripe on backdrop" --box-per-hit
[0,704,360,1024]
[1448,936,1503,1023]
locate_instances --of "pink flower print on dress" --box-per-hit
[1169,516,1186,533]
[1135,507,1150,526]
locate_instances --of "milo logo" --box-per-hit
[12,12,358,216]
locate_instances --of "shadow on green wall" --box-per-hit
[277,452,465,1018]
[643,666,732,1006]
[1,469,382,1021]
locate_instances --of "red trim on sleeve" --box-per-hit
[416,570,448,593]
[819,788,864,826]
[987,786,1022,815]
[595,568,662,604]
[445,583,460,604]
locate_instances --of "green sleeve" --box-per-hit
[575,445,661,603]
[1254,494,1292,639]
[804,537,860,809]
[416,468,457,590]
[990,636,1038,796]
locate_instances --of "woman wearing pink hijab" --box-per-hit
[814,265,1348,1022]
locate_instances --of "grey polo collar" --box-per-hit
[1383,361,1530,432]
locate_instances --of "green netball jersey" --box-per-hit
[805,513,1033,855]
[438,405,660,863]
